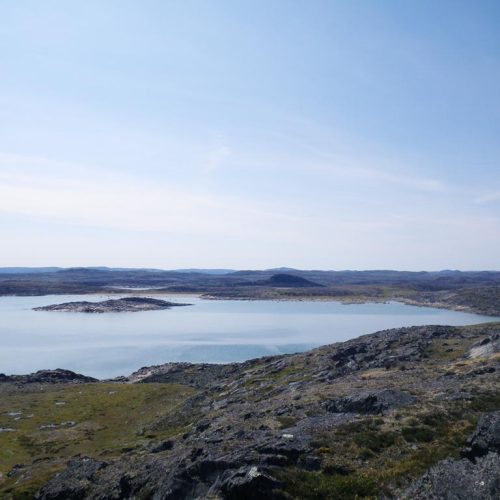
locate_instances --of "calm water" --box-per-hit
[0,294,497,378]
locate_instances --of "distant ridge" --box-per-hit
[173,269,235,275]
[0,267,236,275]
[0,267,62,274]
[1,267,497,275]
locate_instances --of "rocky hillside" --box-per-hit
[1,323,499,499]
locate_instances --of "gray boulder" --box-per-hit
[463,411,500,458]
[216,465,283,500]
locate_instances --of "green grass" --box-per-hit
[0,382,195,498]
[425,338,469,361]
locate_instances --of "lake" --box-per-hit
[0,294,497,378]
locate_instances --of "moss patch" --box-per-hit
[278,468,378,500]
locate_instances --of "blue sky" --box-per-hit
[1,0,499,269]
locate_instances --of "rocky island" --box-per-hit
[0,322,499,498]
[33,296,192,313]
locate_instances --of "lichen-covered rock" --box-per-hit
[463,411,500,458]
[403,452,500,500]
[36,457,108,499]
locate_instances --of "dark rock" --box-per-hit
[196,420,210,432]
[258,435,310,463]
[259,454,290,466]
[300,455,321,470]
[0,369,97,385]
[150,439,174,453]
[7,463,25,478]
[189,458,232,481]
[324,389,415,414]
[470,366,496,376]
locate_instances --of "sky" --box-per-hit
[1,0,499,270]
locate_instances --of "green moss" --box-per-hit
[278,468,379,500]
[401,425,436,443]
[468,391,500,412]
[277,416,297,429]
[354,430,398,452]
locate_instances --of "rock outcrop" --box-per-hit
[323,389,416,414]
[0,369,97,384]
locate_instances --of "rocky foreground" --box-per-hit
[0,323,499,499]
[33,296,192,313]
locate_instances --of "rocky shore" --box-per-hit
[0,322,499,498]
[33,296,192,313]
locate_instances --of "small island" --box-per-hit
[34,297,192,313]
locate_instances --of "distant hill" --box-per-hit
[266,273,322,287]
[0,267,62,274]
[173,269,235,275]
[0,267,235,275]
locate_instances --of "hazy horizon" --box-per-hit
[1,1,499,269]
[0,265,499,273]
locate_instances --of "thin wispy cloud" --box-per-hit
[0,162,306,240]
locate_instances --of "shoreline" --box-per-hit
[1,288,499,318]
